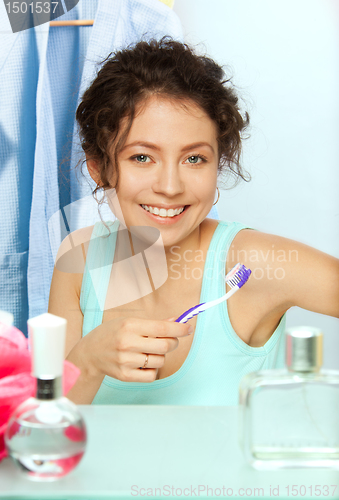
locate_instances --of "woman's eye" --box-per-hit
[130,154,207,164]
[185,155,207,164]
[131,154,151,163]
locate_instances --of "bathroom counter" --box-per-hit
[0,405,338,499]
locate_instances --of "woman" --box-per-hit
[48,37,339,405]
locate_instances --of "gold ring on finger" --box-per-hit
[142,354,149,369]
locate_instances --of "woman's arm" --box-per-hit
[229,229,339,318]
[48,228,105,404]
[48,262,105,404]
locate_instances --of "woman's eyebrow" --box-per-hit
[121,141,215,153]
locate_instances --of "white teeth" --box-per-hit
[174,208,183,215]
[141,205,185,217]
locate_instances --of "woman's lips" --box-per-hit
[139,205,189,224]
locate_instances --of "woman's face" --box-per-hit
[111,95,219,247]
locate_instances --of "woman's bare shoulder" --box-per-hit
[228,227,333,265]
[228,227,339,317]
[49,225,97,326]
[226,227,311,282]
[56,225,95,256]
[229,227,301,257]
[54,225,95,274]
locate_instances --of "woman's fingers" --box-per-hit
[133,368,158,383]
[84,315,192,383]
[119,316,192,339]
[118,332,179,356]
[113,352,164,382]
[138,353,165,370]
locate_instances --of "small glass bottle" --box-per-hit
[239,326,339,470]
[5,313,87,481]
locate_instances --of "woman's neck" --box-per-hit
[104,218,217,313]
[116,221,202,292]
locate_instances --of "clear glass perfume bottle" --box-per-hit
[5,313,87,481]
[239,326,339,470]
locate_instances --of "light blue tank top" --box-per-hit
[80,220,286,405]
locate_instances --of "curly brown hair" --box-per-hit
[76,36,250,194]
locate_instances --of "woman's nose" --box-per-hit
[152,162,185,197]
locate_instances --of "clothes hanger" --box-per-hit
[49,20,94,26]
[49,0,173,25]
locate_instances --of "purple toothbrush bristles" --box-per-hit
[226,264,251,288]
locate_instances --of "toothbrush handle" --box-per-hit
[175,303,206,323]
[175,287,238,323]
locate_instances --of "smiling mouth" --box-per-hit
[140,205,188,218]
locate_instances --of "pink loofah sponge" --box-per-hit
[0,322,80,461]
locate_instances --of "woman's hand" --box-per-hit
[67,316,192,383]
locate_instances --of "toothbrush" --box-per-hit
[175,263,251,323]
